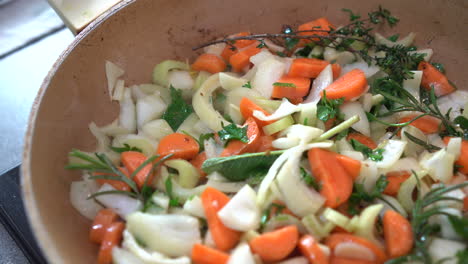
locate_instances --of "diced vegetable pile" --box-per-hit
[67,6,467,264]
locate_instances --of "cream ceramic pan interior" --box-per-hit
[22,0,467,263]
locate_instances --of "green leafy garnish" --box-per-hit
[218,123,248,145]
[300,167,321,191]
[341,8,361,21]
[387,34,399,42]
[273,82,297,88]
[431,62,446,74]
[456,250,468,264]
[447,215,468,240]
[162,86,194,130]
[295,44,314,57]
[110,143,142,153]
[165,176,180,207]
[242,81,252,88]
[348,175,388,215]
[317,91,344,122]
[349,139,384,161]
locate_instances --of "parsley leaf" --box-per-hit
[295,44,314,57]
[242,81,252,88]
[350,139,384,161]
[447,215,468,240]
[217,123,248,145]
[110,143,142,153]
[457,250,468,264]
[164,176,180,207]
[387,34,399,42]
[317,91,345,122]
[300,167,321,191]
[162,86,194,130]
[348,175,388,215]
[342,8,361,21]
[273,82,296,87]
[431,62,446,74]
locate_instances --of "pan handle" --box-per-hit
[47,0,123,35]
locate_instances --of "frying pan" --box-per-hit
[21,0,468,263]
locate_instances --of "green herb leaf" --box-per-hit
[457,250,468,264]
[349,139,384,161]
[342,8,361,21]
[295,44,314,57]
[257,40,267,48]
[202,150,284,181]
[162,86,194,130]
[218,123,248,145]
[110,143,142,153]
[317,91,345,122]
[164,176,180,207]
[387,34,399,42]
[300,167,321,190]
[273,82,297,88]
[242,81,252,88]
[431,62,446,74]
[447,215,468,240]
[348,175,388,215]
[403,131,441,152]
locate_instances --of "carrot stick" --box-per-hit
[255,135,276,152]
[97,222,125,264]
[201,187,241,251]
[418,61,456,96]
[288,58,341,79]
[220,32,256,61]
[346,132,377,149]
[383,210,414,258]
[157,133,200,160]
[298,235,330,264]
[330,257,375,264]
[190,151,208,178]
[308,148,353,208]
[325,233,387,264]
[229,43,262,72]
[335,154,361,180]
[249,225,299,262]
[93,167,131,191]
[298,17,335,43]
[444,137,468,174]
[89,209,119,244]
[239,97,275,127]
[383,171,411,196]
[322,69,367,101]
[121,151,154,189]
[220,117,261,157]
[398,114,441,134]
[191,243,230,264]
[192,53,227,74]
[271,75,312,102]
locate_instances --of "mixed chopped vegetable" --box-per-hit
[67,6,467,264]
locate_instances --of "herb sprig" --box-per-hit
[347,175,388,215]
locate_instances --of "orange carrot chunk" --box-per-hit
[298,17,335,42]
[308,148,353,208]
[249,225,299,262]
[298,235,330,264]
[220,117,261,157]
[418,61,456,96]
[191,243,230,264]
[443,137,468,174]
[89,209,119,244]
[383,210,414,258]
[121,151,154,189]
[239,97,275,127]
[220,32,256,61]
[398,114,441,134]
[322,69,367,101]
[190,152,208,178]
[157,133,200,160]
[201,187,241,251]
[97,222,125,264]
[192,53,227,74]
[335,154,362,180]
[255,135,276,152]
[325,233,387,264]
[330,257,376,264]
[347,132,377,149]
[288,58,341,79]
[271,75,312,101]
[229,44,262,72]
[383,171,411,196]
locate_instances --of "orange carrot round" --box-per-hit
[190,151,208,178]
[347,132,377,149]
[157,133,200,160]
[191,243,229,264]
[308,148,353,208]
[201,187,241,251]
[418,61,456,96]
[249,225,299,262]
[220,117,261,157]
[335,154,361,180]
[271,75,312,101]
[322,69,367,101]
[383,171,411,196]
[298,235,330,264]
[444,137,468,174]
[192,53,226,74]
[89,209,119,244]
[399,114,441,134]
[97,221,125,264]
[383,210,414,258]
[121,151,154,189]
[325,233,387,264]
[288,58,341,79]
[239,97,275,127]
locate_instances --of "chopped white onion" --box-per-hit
[437,90,468,120]
[375,139,407,169]
[136,94,167,129]
[204,42,226,56]
[253,98,302,121]
[105,60,125,100]
[420,149,455,183]
[112,247,145,264]
[250,49,275,65]
[219,72,249,90]
[402,71,422,102]
[304,64,333,104]
[375,32,416,47]
[251,57,286,98]
[70,180,103,220]
[340,102,370,136]
[112,79,125,101]
[142,119,174,141]
[168,70,194,90]
[446,137,462,159]
[334,242,376,261]
[218,185,260,231]
[227,243,256,264]
[341,62,380,78]
[428,238,466,264]
[183,196,206,219]
[120,89,137,133]
[95,184,142,219]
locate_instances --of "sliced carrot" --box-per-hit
[249,225,299,262]
[89,209,119,244]
[190,152,208,178]
[324,117,337,131]
[383,171,411,196]
[444,137,468,174]
[347,132,377,149]
[93,167,131,191]
[322,69,367,101]
[239,97,275,127]
[220,117,261,157]
[325,233,386,264]
[121,151,153,189]
[97,222,125,264]
[308,148,353,208]
[330,257,375,264]
[255,135,276,152]
[398,114,441,134]
[298,235,330,264]
[201,187,241,251]
[271,75,312,101]
[464,196,468,211]
[418,61,456,96]
[334,154,361,180]
[229,43,262,72]
[288,58,341,79]
[157,133,200,160]
[220,32,256,61]
[191,243,229,264]
[298,17,335,42]
[383,210,414,258]
[192,53,226,74]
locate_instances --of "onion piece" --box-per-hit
[429,207,463,241]
[334,242,376,261]
[120,89,137,133]
[165,159,200,189]
[136,94,167,129]
[324,47,356,65]
[376,194,407,218]
[304,65,333,104]
[218,185,260,231]
[402,71,422,102]
[112,79,125,101]
[219,72,249,90]
[167,70,194,90]
[206,172,247,193]
[401,125,426,158]
[263,115,295,136]
[264,214,308,234]
[112,247,145,264]
[95,184,142,219]
[70,180,103,220]
[356,161,379,193]
[203,138,222,159]
[152,60,189,87]
[227,243,256,264]
[105,60,125,100]
[428,238,467,264]
[340,102,370,136]
[113,134,157,157]
[250,49,275,65]
[379,157,421,175]
[204,42,226,56]
[183,196,206,219]
[354,204,383,247]
[251,57,286,98]
[374,139,407,169]
[253,98,302,121]
[420,149,455,183]
[277,257,309,264]
[375,32,416,47]
[397,170,428,212]
[446,137,462,159]
[341,62,380,78]
[142,119,174,141]
[437,90,468,120]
